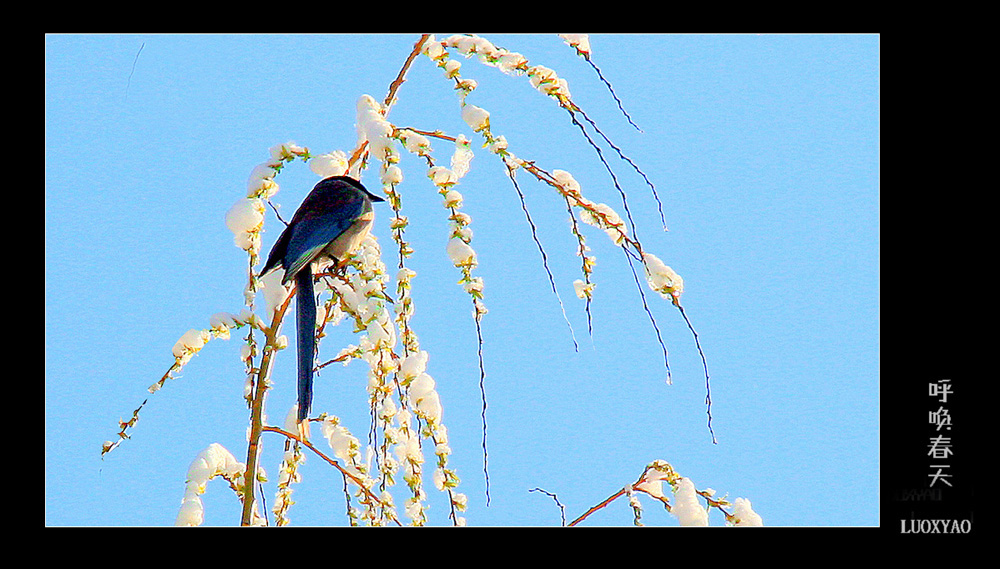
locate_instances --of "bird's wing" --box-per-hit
[260,221,293,278]
[282,195,366,280]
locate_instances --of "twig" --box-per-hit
[674,300,716,444]
[624,249,672,384]
[384,34,432,111]
[261,425,401,525]
[505,165,578,352]
[583,56,643,133]
[529,487,567,526]
[568,486,629,527]
[124,42,145,103]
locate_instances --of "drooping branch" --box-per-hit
[261,425,402,526]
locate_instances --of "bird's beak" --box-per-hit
[367,190,386,203]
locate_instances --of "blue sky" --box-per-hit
[45,33,879,526]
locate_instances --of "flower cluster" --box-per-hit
[357,94,397,164]
[309,149,351,179]
[147,310,258,396]
[175,443,250,526]
[670,477,710,526]
[642,252,684,301]
[428,34,575,110]
[623,460,762,527]
[731,497,764,527]
[227,143,310,306]
[225,197,265,252]
[559,34,592,58]
[397,349,465,524]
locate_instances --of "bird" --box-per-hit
[260,175,385,430]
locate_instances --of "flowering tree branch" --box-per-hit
[105,33,736,526]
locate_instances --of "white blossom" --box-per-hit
[399,129,431,155]
[573,279,595,299]
[456,78,478,93]
[442,189,463,208]
[356,95,397,161]
[527,65,557,89]
[225,198,264,246]
[733,497,764,526]
[309,151,349,178]
[428,166,458,187]
[461,104,490,132]
[283,405,301,433]
[274,335,288,350]
[175,491,204,526]
[487,135,508,154]
[671,477,709,526]
[552,169,581,197]
[175,443,243,526]
[246,164,279,198]
[446,238,477,266]
[210,312,238,331]
[366,318,395,349]
[399,350,429,381]
[269,141,306,161]
[259,269,292,314]
[454,225,473,242]
[642,252,684,299]
[463,277,484,295]
[381,164,403,185]
[451,135,474,178]
[415,390,442,423]
[322,421,359,463]
[443,59,462,78]
[560,34,591,56]
[497,51,527,74]
[409,372,435,401]
[423,37,446,60]
[172,329,210,358]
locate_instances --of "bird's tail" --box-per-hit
[296,265,316,425]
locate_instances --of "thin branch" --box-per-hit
[624,249,672,384]
[568,486,629,527]
[384,34,432,111]
[475,298,490,507]
[529,487,567,526]
[674,300,716,444]
[584,56,643,133]
[266,199,289,226]
[565,107,642,246]
[569,102,667,231]
[505,165,578,352]
[124,42,145,104]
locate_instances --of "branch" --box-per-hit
[240,290,295,525]
[347,34,433,173]
[262,425,402,526]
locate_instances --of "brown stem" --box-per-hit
[567,486,629,527]
[239,289,295,525]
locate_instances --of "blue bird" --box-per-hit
[260,176,385,427]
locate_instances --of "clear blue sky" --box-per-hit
[45,33,879,526]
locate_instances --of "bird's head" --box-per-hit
[317,175,385,203]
